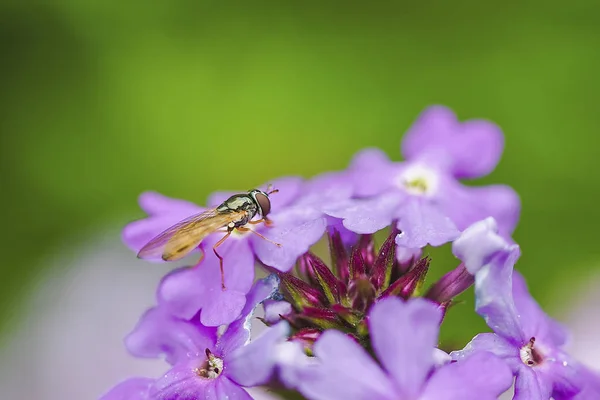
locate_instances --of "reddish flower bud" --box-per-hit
[279,273,326,310]
[381,256,430,299]
[425,263,474,304]
[328,229,350,282]
[303,252,345,304]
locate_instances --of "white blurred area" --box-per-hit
[0,228,279,400]
[0,227,598,400]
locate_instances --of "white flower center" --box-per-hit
[396,164,439,196]
[520,337,542,367]
[196,349,224,379]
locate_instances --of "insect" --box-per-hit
[137,187,281,289]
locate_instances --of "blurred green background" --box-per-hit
[1,1,599,346]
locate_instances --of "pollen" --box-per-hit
[520,337,543,367]
[195,349,224,379]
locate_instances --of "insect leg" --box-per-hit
[213,231,232,290]
[248,217,274,227]
[237,226,282,247]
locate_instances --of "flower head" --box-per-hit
[286,297,513,400]
[268,227,479,347]
[324,106,520,260]
[99,276,289,400]
[451,218,585,400]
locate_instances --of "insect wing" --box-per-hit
[137,209,239,261]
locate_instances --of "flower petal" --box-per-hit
[158,248,254,326]
[452,217,511,275]
[157,267,207,320]
[293,330,396,400]
[99,378,153,400]
[395,198,460,249]
[542,352,585,399]
[324,191,403,234]
[149,358,215,400]
[451,333,518,364]
[124,307,217,365]
[369,297,442,398]
[217,275,280,355]
[347,148,401,197]
[200,290,247,327]
[562,366,600,400]
[263,300,292,324]
[440,182,521,236]
[138,191,201,216]
[401,106,504,179]
[511,271,569,347]
[210,377,253,400]
[294,171,354,210]
[252,207,327,271]
[226,322,290,387]
[453,220,528,343]
[513,365,552,400]
[421,352,513,400]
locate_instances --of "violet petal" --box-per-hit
[421,351,513,400]
[512,271,569,347]
[124,307,217,365]
[440,182,521,237]
[347,148,401,197]
[158,248,254,326]
[451,333,518,364]
[401,105,504,179]
[513,365,552,400]
[252,206,327,272]
[148,358,215,400]
[99,378,153,400]
[369,297,442,398]
[325,191,404,234]
[294,330,396,400]
[395,198,460,249]
[226,322,290,387]
[217,275,280,355]
[452,217,511,275]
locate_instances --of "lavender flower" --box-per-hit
[285,297,512,400]
[451,218,585,399]
[325,106,520,259]
[99,276,288,400]
[122,176,340,325]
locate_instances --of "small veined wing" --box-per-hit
[137,209,243,261]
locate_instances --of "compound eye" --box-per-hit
[254,192,271,217]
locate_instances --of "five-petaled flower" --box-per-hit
[451,218,588,400]
[324,106,520,261]
[99,276,288,400]
[283,297,513,400]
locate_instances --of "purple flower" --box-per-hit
[286,297,512,400]
[123,176,342,325]
[99,276,289,400]
[451,218,584,400]
[324,106,520,259]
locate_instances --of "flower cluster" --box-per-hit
[101,106,600,400]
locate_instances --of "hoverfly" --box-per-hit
[137,187,281,289]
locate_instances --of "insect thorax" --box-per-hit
[218,194,258,227]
